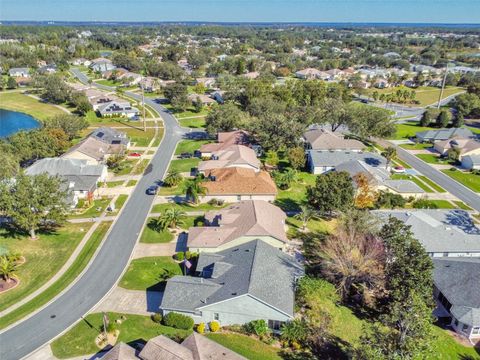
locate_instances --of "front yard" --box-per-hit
[442,169,480,192]
[390,121,436,140]
[174,139,211,155]
[169,158,201,173]
[206,333,282,360]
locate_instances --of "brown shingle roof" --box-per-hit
[303,129,366,151]
[200,131,250,154]
[188,200,287,248]
[139,335,193,360]
[102,343,137,360]
[198,145,260,172]
[202,168,277,196]
[181,333,246,360]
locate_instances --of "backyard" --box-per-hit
[0,91,65,121]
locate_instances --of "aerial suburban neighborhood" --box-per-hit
[0,9,480,360]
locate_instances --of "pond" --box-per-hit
[0,109,41,137]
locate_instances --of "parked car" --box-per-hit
[129,152,142,157]
[391,166,406,174]
[146,185,159,195]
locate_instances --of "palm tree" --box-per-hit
[185,177,206,204]
[294,205,318,231]
[0,256,17,283]
[381,146,397,170]
[163,170,183,187]
[151,207,186,231]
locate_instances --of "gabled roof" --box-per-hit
[188,200,287,248]
[416,128,474,142]
[200,131,251,154]
[462,154,480,165]
[91,127,129,146]
[308,150,385,168]
[181,333,246,360]
[25,158,105,177]
[62,137,111,161]
[304,128,366,151]
[102,343,137,360]
[161,240,304,317]
[433,258,480,326]
[374,210,480,254]
[202,168,277,196]
[435,137,480,155]
[198,145,260,172]
[139,335,193,360]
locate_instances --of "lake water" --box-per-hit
[0,109,41,137]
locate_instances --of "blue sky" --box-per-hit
[1,0,479,23]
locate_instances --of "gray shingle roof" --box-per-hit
[308,150,386,168]
[91,127,130,146]
[416,128,474,142]
[433,258,480,326]
[382,179,425,193]
[374,210,480,254]
[161,240,304,317]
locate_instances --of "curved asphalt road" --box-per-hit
[0,69,189,360]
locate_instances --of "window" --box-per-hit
[473,327,480,335]
[454,319,459,327]
[462,324,469,332]
[214,313,219,321]
[268,320,284,331]
[237,195,241,201]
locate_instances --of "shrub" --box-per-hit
[243,319,269,336]
[102,322,117,334]
[174,252,184,261]
[151,313,162,323]
[412,199,438,209]
[163,312,194,330]
[208,198,224,206]
[196,322,205,334]
[374,191,406,209]
[209,321,221,332]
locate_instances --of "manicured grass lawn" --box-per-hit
[139,223,174,244]
[417,175,446,193]
[119,256,182,291]
[69,198,111,219]
[169,158,201,173]
[151,202,228,213]
[105,180,124,188]
[163,103,209,119]
[0,223,93,313]
[0,222,111,329]
[391,174,434,192]
[399,142,433,150]
[123,128,156,147]
[428,326,480,360]
[126,180,138,187]
[416,153,452,165]
[133,159,150,175]
[114,195,129,211]
[95,79,118,87]
[452,200,473,210]
[175,140,210,155]
[0,91,65,121]
[391,121,435,140]
[392,158,412,169]
[442,169,480,192]
[275,171,317,211]
[112,159,136,176]
[286,217,336,238]
[367,86,464,107]
[415,200,457,209]
[51,312,192,359]
[206,333,282,360]
[179,117,207,128]
[158,180,186,196]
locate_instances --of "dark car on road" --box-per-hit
[146,185,159,195]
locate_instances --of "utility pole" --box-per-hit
[142,78,146,132]
[437,62,450,109]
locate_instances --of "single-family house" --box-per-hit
[160,240,304,327]
[307,150,385,174]
[295,68,330,80]
[303,128,366,151]
[374,209,480,257]
[201,168,277,203]
[38,64,57,74]
[433,258,480,341]
[97,101,139,119]
[25,158,107,206]
[91,127,131,148]
[198,145,261,174]
[142,77,160,92]
[374,78,390,89]
[416,128,474,143]
[8,67,30,77]
[117,71,143,86]
[187,200,288,252]
[462,154,480,170]
[90,58,115,72]
[434,137,480,159]
[102,333,245,360]
[195,77,216,89]
[187,93,216,106]
[199,130,251,158]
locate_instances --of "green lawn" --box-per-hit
[51,312,192,359]
[275,171,317,211]
[158,180,186,196]
[169,158,201,173]
[399,143,433,150]
[175,140,211,155]
[139,223,174,244]
[112,159,136,176]
[206,333,282,360]
[0,222,111,329]
[452,200,473,210]
[391,121,436,140]
[179,117,207,128]
[133,159,151,175]
[0,91,65,121]
[114,195,129,211]
[417,175,446,193]
[286,217,336,238]
[119,256,182,291]
[416,153,452,165]
[70,198,111,219]
[94,79,118,87]
[392,158,412,169]
[414,200,457,209]
[367,86,464,107]
[151,202,228,213]
[126,180,138,187]
[123,128,156,147]
[0,223,92,313]
[442,169,480,192]
[163,103,209,119]
[105,180,124,188]
[428,327,480,360]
